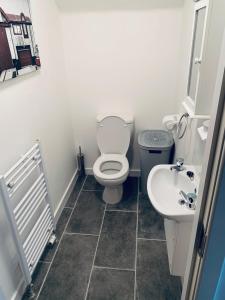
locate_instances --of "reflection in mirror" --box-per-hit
[188,6,206,102]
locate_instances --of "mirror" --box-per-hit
[188,6,206,101]
[184,0,208,115]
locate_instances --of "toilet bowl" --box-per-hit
[93,154,129,204]
[93,114,133,204]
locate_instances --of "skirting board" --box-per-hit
[54,169,78,223]
[85,167,140,177]
[11,279,26,300]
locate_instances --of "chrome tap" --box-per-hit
[178,190,197,210]
[170,158,184,172]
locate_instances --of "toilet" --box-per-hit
[93,114,134,204]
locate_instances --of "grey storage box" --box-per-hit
[138,130,174,195]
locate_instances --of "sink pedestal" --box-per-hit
[164,218,192,276]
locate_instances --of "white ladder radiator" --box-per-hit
[0,142,56,295]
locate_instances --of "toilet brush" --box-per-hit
[77,146,85,177]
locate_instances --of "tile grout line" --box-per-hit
[137,237,166,242]
[38,261,51,264]
[84,200,107,300]
[105,209,136,213]
[36,175,88,300]
[82,189,103,192]
[64,232,99,237]
[135,187,139,298]
[134,180,139,300]
[94,265,135,272]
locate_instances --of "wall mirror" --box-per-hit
[183,0,209,116]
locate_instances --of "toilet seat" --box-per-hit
[93,154,129,181]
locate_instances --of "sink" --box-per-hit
[147,164,198,222]
[147,164,199,276]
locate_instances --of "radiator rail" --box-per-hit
[0,142,56,289]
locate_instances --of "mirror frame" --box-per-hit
[183,0,209,115]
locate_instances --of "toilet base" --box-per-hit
[103,185,123,204]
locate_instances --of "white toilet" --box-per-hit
[93,114,134,204]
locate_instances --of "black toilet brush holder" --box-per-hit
[77,146,85,177]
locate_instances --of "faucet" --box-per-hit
[179,190,197,210]
[170,158,184,171]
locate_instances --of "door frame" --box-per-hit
[181,29,225,300]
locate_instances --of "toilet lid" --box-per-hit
[97,116,130,154]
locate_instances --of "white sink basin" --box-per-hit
[147,164,198,222]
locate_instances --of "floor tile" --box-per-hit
[95,211,136,269]
[66,191,105,235]
[106,177,138,211]
[38,234,97,300]
[22,262,50,299]
[40,208,72,262]
[136,239,181,300]
[87,268,135,300]
[83,175,104,191]
[66,175,86,208]
[138,193,165,240]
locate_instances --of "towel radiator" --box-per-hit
[0,142,56,295]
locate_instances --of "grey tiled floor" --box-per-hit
[23,175,181,300]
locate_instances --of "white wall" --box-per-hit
[0,1,76,299]
[59,1,184,172]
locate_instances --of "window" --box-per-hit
[0,8,8,23]
[1,14,7,23]
[21,14,29,38]
[22,23,29,38]
[13,25,22,35]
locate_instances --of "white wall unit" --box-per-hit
[183,0,209,115]
[180,0,225,118]
[175,0,225,169]
[195,0,225,115]
[175,0,207,167]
